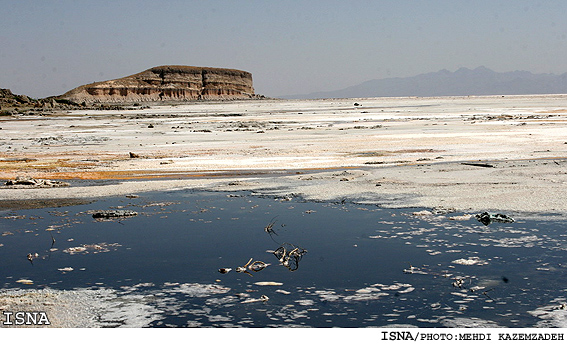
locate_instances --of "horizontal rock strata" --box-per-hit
[59,65,256,104]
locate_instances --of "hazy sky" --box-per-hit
[2,0,567,98]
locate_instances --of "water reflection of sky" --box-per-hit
[1,190,567,327]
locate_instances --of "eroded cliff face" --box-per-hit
[59,66,256,104]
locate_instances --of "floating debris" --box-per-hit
[27,252,38,265]
[58,267,74,272]
[273,243,307,272]
[472,287,495,301]
[218,268,232,274]
[452,278,466,289]
[91,210,138,219]
[236,258,254,276]
[475,212,515,226]
[241,295,269,304]
[16,279,33,285]
[249,261,270,272]
[403,263,418,274]
[264,216,279,236]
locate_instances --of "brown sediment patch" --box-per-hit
[355,149,442,157]
[0,198,93,210]
[0,152,124,173]
[525,119,567,123]
[0,165,363,183]
[394,149,442,154]
[536,109,567,113]
[0,158,101,172]
[37,170,249,180]
[0,158,38,163]
[44,166,362,180]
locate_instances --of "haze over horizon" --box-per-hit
[2,1,567,99]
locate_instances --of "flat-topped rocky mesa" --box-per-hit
[59,65,256,104]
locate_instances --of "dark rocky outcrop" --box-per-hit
[91,210,138,219]
[4,176,70,188]
[0,88,82,113]
[0,89,35,112]
[58,65,257,104]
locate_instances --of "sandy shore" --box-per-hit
[1,95,567,218]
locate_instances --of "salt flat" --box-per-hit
[1,95,567,217]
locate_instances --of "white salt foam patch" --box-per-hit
[166,283,230,297]
[451,257,488,266]
[440,317,503,328]
[254,281,283,286]
[527,298,567,328]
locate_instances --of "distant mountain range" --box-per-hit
[282,66,567,99]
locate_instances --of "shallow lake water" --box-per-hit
[1,189,567,327]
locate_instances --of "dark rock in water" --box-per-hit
[475,212,515,226]
[92,210,138,219]
[5,176,70,188]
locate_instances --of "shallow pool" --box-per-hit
[1,189,566,327]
